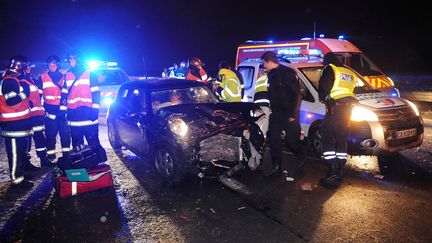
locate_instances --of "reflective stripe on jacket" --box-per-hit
[253,74,270,107]
[0,76,32,122]
[20,79,45,117]
[65,71,93,109]
[217,68,242,102]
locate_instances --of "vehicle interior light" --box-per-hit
[351,106,378,121]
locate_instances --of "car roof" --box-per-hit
[122,78,206,90]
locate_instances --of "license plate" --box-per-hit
[395,128,416,139]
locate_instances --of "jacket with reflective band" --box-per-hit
[253,74,269,107]
[65,71,92,109]
[0,76,32,122]
[20,79,45,117]
[216,68,242,102]
[186,69,208,83]
[41,72,65,106]
[329,64,356,100]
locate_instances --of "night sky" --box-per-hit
[1,0,430,76]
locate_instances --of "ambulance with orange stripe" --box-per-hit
[86,60,130,115]
[236,38,423,157]
[236,38,399,100]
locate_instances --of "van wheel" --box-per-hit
[309,127,323,158]
[107,120,121,151]
[154,145,185,182]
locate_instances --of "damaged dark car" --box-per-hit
[107,79,265,181]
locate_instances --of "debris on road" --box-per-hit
[210,208,216,214]
[237,206,246,211]
[374,174,385,179]
[301,183,313,191]
[286,177,295,182]
[180,215,188,221]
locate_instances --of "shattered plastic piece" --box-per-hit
[301,183,313,191]
[282,170,288,175]
[286,177,295,182]
[210,208,216,214]
[180,215,188,220]
[237,206,246,211]
[374,174,384,179]
[197,172,205,179]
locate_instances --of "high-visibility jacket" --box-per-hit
[0,76,32,122]
[65,71,93,110]
[187,69,208,83]
[253,73,270,107]
[216,68,242,102]
[41,72,67,110]
[20,79,45,117]
[328,64,356,100]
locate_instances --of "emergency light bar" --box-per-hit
[86,60,118,70]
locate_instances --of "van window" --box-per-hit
[237,66,255,90]
[300,67,323,90]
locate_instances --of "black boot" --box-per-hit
[320,164,341,188]
[337,164,344,180]
[264,163,282,178]
[23,162,41,172]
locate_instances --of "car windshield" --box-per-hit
[92,69,128,86]
[331,52,384,76]
[299,66,379,94]
[151,86,218,111]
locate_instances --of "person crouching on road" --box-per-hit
[19,59,51,168]
[0,56,35,189]
[38,55,71,163]
[318,53,358,188]
[214,62,242,102]
[64,52,107,162]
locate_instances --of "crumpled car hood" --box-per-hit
[157,102,260,138]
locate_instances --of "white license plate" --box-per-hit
[395,128,416,139]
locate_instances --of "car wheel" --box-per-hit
[154,145,184,181]
[107,120,121,151]
[309,126,323,158]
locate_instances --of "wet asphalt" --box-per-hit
[0,119,431,242]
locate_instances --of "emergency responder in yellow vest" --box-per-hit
[64,52,107,162]
[214,64,242,102]
[37,55,71,163]
[0,56,35,189]
[253,69,270,137]
[318,53,358,188]
[20,61,51,168]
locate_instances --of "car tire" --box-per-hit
[107,119,121,151]
[308,125,323,158]
[154,145,185,182]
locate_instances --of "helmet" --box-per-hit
[188,57,203,69]
[218,60,231,70]
[7,55,31,74]
[46,55,61,65]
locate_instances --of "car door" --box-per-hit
[118,88,149,155]
[237,65,257,102]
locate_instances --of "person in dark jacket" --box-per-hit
[261,51,305,177]
[38,55,71,163]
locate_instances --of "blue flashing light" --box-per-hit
[301,37,312,40]
[268,39,274,43]
[87,60,101,70]
[278,48,300,55]
[308,49,322,55]
[102,97,113,106]
[389,88,400,98]
[106,61,118,67]
[338,35,345,40]
[319,34,325,38]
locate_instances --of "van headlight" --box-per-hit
[351,106,378,122]
[406,100,420,116]
[169,118,189,137]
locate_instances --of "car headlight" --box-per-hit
[406,100,420,116]
[351,106,378,122]
[169,118,188,137]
